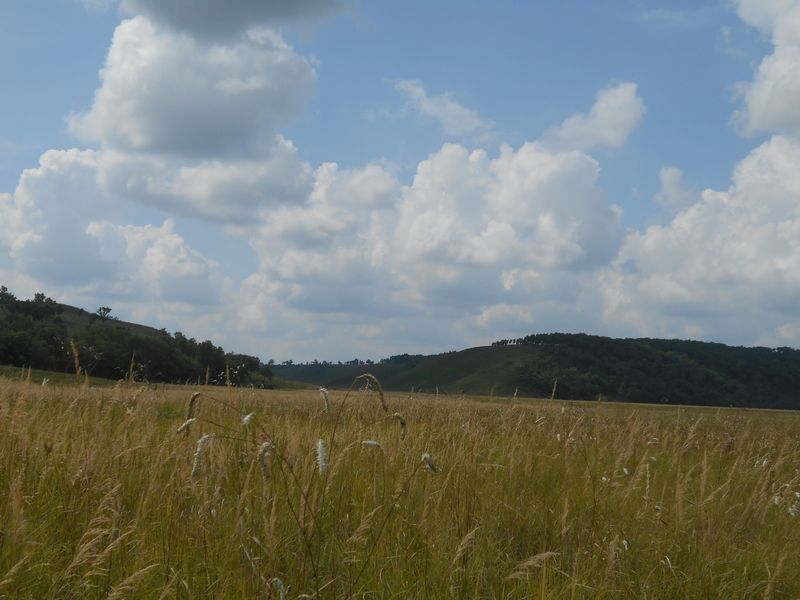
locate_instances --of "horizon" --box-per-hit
[6,286,797,366]
[2,1,800,362]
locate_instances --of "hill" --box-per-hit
[273,333,800,409]
[0,287,275,386]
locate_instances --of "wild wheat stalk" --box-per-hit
[176,418,196,435]
[319,387,331,413]
[258,441,273,480]
[192,434,212,478]
[316,439,328,476]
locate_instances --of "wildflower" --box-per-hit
[242,412,255,427]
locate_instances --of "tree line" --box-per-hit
[498,332,800,409]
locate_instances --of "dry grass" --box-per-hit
[1,376,800,598]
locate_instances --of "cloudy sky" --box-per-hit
[1,0,799,361]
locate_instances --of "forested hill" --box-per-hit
[273,333,800,410]
[0,287,273,386]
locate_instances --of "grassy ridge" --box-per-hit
[2,378,800,597]
[273,334,800,408]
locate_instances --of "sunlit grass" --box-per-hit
[1,377,799,598]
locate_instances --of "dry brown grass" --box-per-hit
[1,376,800,598]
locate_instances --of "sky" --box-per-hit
[1,0,799,362]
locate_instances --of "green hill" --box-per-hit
[0,287,275,386]
[274,333,800,409]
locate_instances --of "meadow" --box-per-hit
[1,375,799,598]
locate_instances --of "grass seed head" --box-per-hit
[270,577,287,600]
[356,373,388,412]
[392,412,407,440]
[422,452,439,474]
[242,412,255,427]
[176,418,196,435]
[258,441,273,480]
[186,392,201,420]
[192,433,212,478]
[319,387,331,413]
[316,439,328,476]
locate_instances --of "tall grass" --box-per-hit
[1,376,800,598]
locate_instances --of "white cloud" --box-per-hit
[232,139,623,357]
[0,149,113,285]
[0,149,219,305]
[96,135,313,222]
[120,0,342,39]
[542,82,645,151]
[733,0,800,136]
[392,79,493,138]
[654,167,699,211]
[734,0,798,32]
[69,17,315,156]
[87,218,219,302]
[64,15,323,224]
[601,135,800,346]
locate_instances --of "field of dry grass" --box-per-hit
[2,375,800,598]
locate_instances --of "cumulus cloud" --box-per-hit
[65,13,323,224]
[69,18,315,156]
[733,0,800,136]
[601,135,800,345]
[592,0,800,349]
[120,0,342,39]
[392,79,494,138]
[87,218,219,302]
[233,139,624,357]
[0,149,114,285]
[0,149,219,304]
[542,82,645,151]
[654,167,699,212]
[96,135,313,221]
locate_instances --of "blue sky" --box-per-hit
[1,0,799,361]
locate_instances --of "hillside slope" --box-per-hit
[0,288,274,386]
[274,334,800,409]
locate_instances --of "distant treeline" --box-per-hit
[495,333,800,408]
[0,286,272,385]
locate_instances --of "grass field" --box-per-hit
[1,376,799,598]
